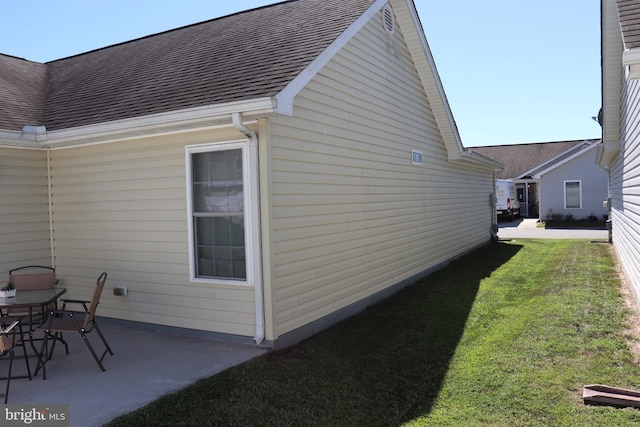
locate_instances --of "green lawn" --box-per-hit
[106,239,640,426]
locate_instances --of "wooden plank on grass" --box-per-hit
[583,384,640,408]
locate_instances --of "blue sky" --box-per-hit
[0,1,601,146]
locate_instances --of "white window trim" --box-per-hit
[185,140,259,286]
[411,149,423,165]
[564,180,582,209]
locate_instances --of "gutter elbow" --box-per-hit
[232,112,257,145]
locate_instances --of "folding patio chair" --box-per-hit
[0,317,30,404]
[9,266,56,291]
[4,266,57,325]
[35,272,113,378]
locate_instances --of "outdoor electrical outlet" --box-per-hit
[113,286,128,296]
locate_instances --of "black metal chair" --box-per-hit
[0,317,30,403]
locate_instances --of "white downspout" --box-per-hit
[232,112,265,346]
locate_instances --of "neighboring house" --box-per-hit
[472,139,607,220]
[598,0,640,304]
[0,0,500,348]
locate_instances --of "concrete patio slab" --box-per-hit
[4,320,267,427]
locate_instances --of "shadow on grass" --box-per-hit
[252,241,524,425]
[107,241,523,426]
[317,241,523,424]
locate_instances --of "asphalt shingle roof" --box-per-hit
[470,140,589,179]
[0,54,47,130]
[0,0,375,132]
[617,0,640,49]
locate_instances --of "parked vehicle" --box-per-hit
[496,179,520,220]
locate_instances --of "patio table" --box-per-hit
[0,288,67,376]
[0,288,67,328]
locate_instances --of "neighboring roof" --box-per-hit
[528,140,600,179]
[470,140,597,179]
[0,54,47,130]
[0,0,375,132]
[617,0,640,49]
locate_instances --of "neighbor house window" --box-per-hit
[187,143,247,281]
[564,180,581,209]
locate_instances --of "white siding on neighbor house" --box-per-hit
[50,128,257,337]
[266,9,493,338]
[537,148,608,220]
[0,147,52,274]
[611,68,640,303]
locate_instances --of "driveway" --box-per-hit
[498,218,609,240]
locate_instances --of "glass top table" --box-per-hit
[0,288,66,310]
[0,288,67,378]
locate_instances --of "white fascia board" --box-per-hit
[599,0,621,167]
[40,97,276,148]
[391,0,465,160]
[274,0,388,116]
[0,129,44,149]
[623,48,640,79]
[452,151,504,171]
[531,142,599,179]
[596,138,620,165]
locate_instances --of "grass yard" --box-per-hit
[106,239,640,426]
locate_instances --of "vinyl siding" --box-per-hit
[267,9,493,338]
[537,147,608,220]
[611,67,640,302]
[49,128,257,337]
[0,147,52,274]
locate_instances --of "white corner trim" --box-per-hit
[274,0,388,116]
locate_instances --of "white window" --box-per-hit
[564,180,581,209]
[186,141,257,284]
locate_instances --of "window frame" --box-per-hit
[185,140,258,286]
[564,180,582,209]
[411,149,423,165]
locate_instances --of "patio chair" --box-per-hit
[35,272,113,377]
[0,317,30,404]
[9,266,56,291]
[4,266,57,324]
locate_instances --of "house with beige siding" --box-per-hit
[0,0,500,348]
[473,139,607,220]
[598,0,640,306]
